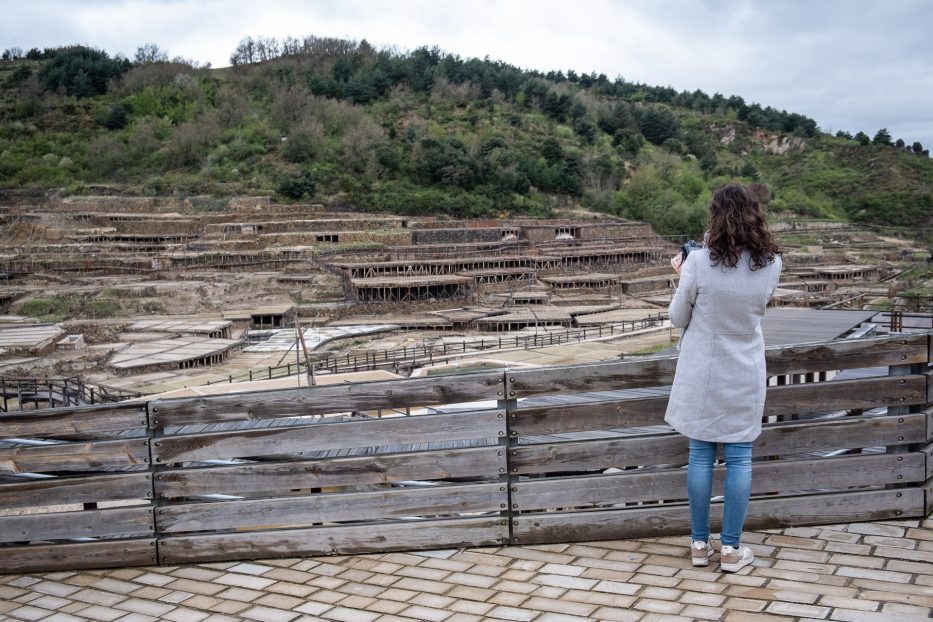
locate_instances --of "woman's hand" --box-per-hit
[670,252,684,274]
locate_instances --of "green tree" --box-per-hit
[912,141,924,155]
[639,105,679,145]
[38,45,130,97]
[872,128,893,146]
[854,131,870,146]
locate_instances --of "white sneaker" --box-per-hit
[720,544,754,572]
[691,539,714,566]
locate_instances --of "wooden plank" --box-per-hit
[0,539,157,574]
[512,452,926,511]
[0,404,148,437]
[512,398,667,435]
[158,516,508,564]
[512,413,928,475]
[150,371,504,426]
[765,333,929,376]
[509,357,677,399]
[513,433,686,475]
[507,333,928,400]
[158,483,506,533]
[157,446,504,499]
[511,375,927,435]
[764,375,927,415]
[923,441,933,481]
[0,473,152,510]
[0,506,155,543]
[512,488,925,544]
[152,410,505,464]
[0,438,151,474]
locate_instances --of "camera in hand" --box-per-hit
[680,239,702,259]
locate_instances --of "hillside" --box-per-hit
[1,39,931,235]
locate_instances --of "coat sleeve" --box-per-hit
[669,251,699,328]
[767,255,783,301]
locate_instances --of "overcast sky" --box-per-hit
[4,0,932,148]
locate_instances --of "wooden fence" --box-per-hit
[1,331,930,573]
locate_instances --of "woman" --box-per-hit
[665,183,782,572]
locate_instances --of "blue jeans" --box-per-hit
[687,439,753,547]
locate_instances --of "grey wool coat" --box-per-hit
[664,248,783,443]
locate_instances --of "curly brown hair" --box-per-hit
[707,183,779,270]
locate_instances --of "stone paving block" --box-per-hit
[525,585,563,601]
[41,614,89,622]
[590,606,644,621]
[445,585,495,601]
[522,595,597,616]
[495,547,576,564]
[817,595,879,611]
[765,535,826,550]
[391,578,452,595]
[29,581,81,597]
[488,591,530,607]
[363,599,407,615]
[396,604,451,621]
[829,609,930,621]
[633,597,684,614]
[133,572,177,587]
[376,588,419,602]
[773,560,838,575]
[165,578,229,596]
[724,612,796,621]
[827,553,885,569]
[859,590,933,608]
[724,596,768,612]
[336,570,375,583]
[170,567,226,582]
[484,605,537,621]
[845,523,906,537]
[395,566,450,581]
[25,595,70,610]
[164,590,198,603]
[530,574,598,590]
[765,601,831,618]
[318,606,380,622]
[335,581,384,598]
[637,562,683,576]
[114,596,177,616]
[677,589,726,606]
[629,573,679,588]
[535,612,591,622]
[538,563,585,576]
[234,610,302,622]
[295,601,335,616]
[161,607,211,622]
[5,605,53,621]
[309,577,348,590]
[444,572,498,588]
[214,586,266,602]
[418,557,472,573]
[591,579,641,596]
[266,581,317,598]
[881,602,933,616]
[448,599,494,615]
[883,558,933,575]
[255,593,307,610]
[215,573,277,590]
[70,587,128,607]
[445,615,482,622]
[680,603,726,620]
[182,594,222,609]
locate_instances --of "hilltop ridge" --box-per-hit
[1,38,931,235]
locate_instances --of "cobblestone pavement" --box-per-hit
[1,518,930,622]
